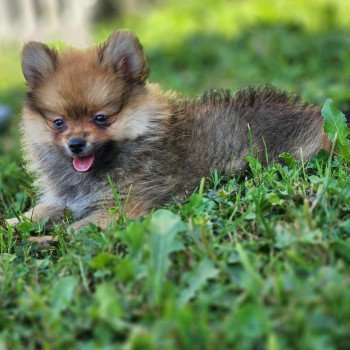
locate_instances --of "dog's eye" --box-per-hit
[93,114,108,125]
[53,119,65,129]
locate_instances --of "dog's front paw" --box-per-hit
[68,213,113,233]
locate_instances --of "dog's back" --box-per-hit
[121,86,328,212]
[167,87,327,177]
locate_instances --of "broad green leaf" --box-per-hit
[245,155,263,174]
[338,143,350,162]
[178,259,219,304]
[147,209,186,302]
[148,209,187,236]
[90,283,125,330]
[90,252,117,269]
[50,276,78,315]
[279,152,297,168]
[118,221,147,255]
[322,98,350,162]
[322,98,349,144]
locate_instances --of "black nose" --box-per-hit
[69,138,86,154]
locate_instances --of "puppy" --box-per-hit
[6,30,331,230]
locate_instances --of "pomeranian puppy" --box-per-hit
[6,30,331,230]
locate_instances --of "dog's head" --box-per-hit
[21,31,162,172]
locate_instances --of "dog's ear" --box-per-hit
[22,42,57,89]
[99,31,148,83]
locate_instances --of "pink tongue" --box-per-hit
[73,155,95,172]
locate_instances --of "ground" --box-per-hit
[1,1,350,349]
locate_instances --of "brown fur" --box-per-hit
[7,30,331,230]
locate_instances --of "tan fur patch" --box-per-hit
[36,49,126,116]
[108,84,171,140]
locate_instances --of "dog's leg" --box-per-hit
[5,204,64,249]
[68,198,150,232]
[68,209,116,232]
[5,204,63,226]
[27,235,59,248]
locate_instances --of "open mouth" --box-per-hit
[73,154,95,172]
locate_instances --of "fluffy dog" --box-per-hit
[6,30,331,230]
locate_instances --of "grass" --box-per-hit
[1,0,350,348]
